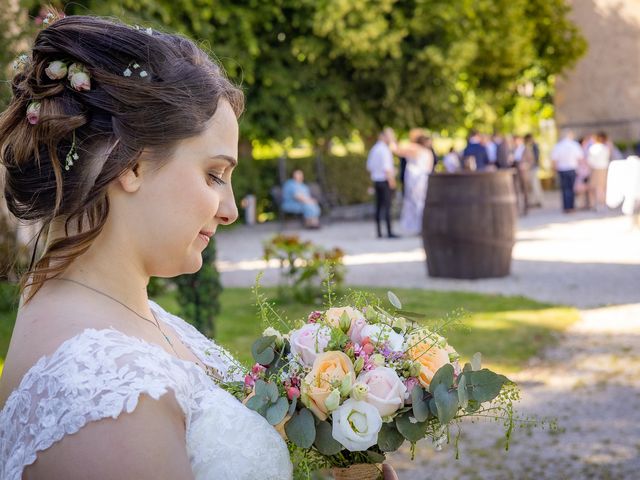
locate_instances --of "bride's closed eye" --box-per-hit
[208,172,226,186]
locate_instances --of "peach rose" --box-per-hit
[406,334,451,389]
[301,351,356,421]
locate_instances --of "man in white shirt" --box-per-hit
[551,130,584,212]
[367,129,398,238]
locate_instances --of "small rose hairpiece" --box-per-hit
[133,25,154,36]
[44,60,91,91]
[26,101,41,125]
[123,61,148,78]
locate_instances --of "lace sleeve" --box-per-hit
[149,300,246,382]
[0,329,202,480]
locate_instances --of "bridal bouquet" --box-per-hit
[222,290,517,480]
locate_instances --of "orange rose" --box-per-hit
[406,335,451,389]
[301,351,355,421]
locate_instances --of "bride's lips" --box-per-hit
[198,230,214,244]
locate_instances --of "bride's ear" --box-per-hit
[116,162,144,193]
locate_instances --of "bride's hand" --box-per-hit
[382,463,399,479]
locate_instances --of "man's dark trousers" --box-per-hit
[374,180,394,237]
[558,169,577,211]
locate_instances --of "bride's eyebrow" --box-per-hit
[208,155,237,167]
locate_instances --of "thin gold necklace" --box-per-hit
[54,277,180,357]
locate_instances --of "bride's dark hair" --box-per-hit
[0,15,244,301]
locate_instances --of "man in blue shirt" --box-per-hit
[462,130,490,171]
[281,169,321,228]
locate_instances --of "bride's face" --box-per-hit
[114,99,239,277]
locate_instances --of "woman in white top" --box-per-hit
[0,15,294,480]
[587,131,611,211]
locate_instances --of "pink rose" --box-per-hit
[26,101,41,125]
[289,323,331,366]
[68,63,91,91]
[357,367,407,417]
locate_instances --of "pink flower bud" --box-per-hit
[70,71,91,91]
[26,101,41,125]
[251,363,266,375]
[67,63,91,91]
[244,374,255,388]
[363,343,375,355]
[287,386,300,401]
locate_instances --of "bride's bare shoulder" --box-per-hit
[0,286,100,407]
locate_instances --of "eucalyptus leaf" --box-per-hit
[266,397,289,425]
[288,395,298,417]
[466,369,509,403]
[245,394,268,413]
[429,363,455,394]
[378,422,405,452]
[366,450,386,463]
[396,413,429,442]
[433,384,459,424]
[266,381,279,403]
[254,380,268,399]
[284,408,316,448]
[458,374,469,409]
[314,420,343,455]
[471,352,482,371]
[387,291,402,309]
[251,336,276,365]
[411,385,430,422]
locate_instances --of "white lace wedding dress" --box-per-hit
[0,300,293,480]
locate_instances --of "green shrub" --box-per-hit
[263,234,345,304]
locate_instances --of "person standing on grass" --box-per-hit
[367,129,398,238]
[551,130,584,212]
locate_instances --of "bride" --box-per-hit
[0,15,292,480]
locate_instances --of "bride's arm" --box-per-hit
[24,393,195,480]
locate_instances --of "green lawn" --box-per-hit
[0,286,579,376]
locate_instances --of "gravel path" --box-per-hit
[391,303,640,480]
[216,193,640,308]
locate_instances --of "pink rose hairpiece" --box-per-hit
[44,60,91,91]
[26,101,41,125]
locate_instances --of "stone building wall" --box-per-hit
[555,0,640,143]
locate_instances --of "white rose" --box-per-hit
[360,324,404,351]
[357,367,407,417]
[45,60,67,80]
[289,323,331,366]
[332,399,382,451]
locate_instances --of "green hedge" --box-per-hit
[232,154,371,220]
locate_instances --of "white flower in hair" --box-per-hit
[13,54,29,71]
[45,60,68,80]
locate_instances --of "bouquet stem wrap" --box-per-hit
[332,463,382,480]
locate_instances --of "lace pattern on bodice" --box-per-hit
[0,301,292,480]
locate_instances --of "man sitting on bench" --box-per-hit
[281,169,321,229]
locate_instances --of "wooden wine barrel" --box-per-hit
[422,170,517,279]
